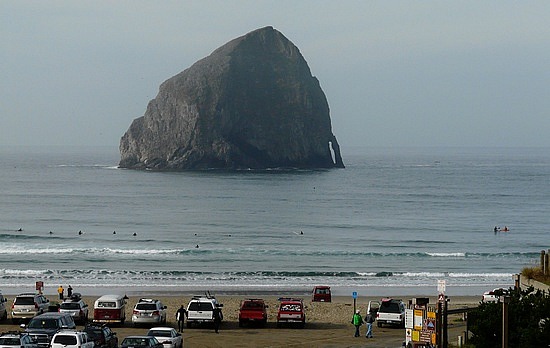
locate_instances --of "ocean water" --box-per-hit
[1,146,548,297]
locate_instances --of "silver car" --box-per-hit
[131,298,167,326]
[146,327,182,348]
[11,293,50,323]
[59,294,89,324]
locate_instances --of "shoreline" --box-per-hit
[0,283,491,302]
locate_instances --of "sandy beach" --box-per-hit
[0,291,480,348]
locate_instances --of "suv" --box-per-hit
[0,332,37,348]
[185,295,223,328]
[371,298,405,328]
[482,288,509,303]
[23,312,77,348]
[132,298,167,327]
[59,293,89,324]
[11,293,50,323]
[0,291,8,320]
[238,299,268,327]
[276,298,305,328]
[50,330,94,348]
[83,324,118,348]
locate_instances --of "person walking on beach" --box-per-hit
[365,310,375,338]
[57,285,64,300]
[176,305,186,332]
[213,307,222,333]
[67,285,73,298]
[352,309,363,337]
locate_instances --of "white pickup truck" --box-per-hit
[368,298,405,328]
[185,295,223,328]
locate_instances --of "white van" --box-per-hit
[93,294,127,325]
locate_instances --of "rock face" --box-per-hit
[119,26,344,170]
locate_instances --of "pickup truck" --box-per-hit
[276,298,305,328]
[368,298,405,328]
[238,299,268,327]
[185,295,223,328]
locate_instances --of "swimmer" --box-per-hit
[17,228,23,232]
[49,231,53,235]
[78,230,82,235]
[195,244,199,248]
[133,232,137,236]
[113,231,116,234]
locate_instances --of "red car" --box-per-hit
[276,298,305,328]
[238,299,268,327]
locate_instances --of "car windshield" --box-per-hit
[147,330,170,337]
[380,301,401,313]
[84,329,102,340]
[15,297,35,305]
[61,302,81,309]
[136,303,157,310]
[97,301,116,308]
[122,338,151,347]
[53,335,77,345]
[28,318,58,329]
[0,338,20,345]
[188,302,213,311]
[280,303,302,312]
[243,302,262,309]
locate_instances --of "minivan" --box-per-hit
[93,294,127,325]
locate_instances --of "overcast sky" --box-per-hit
[1,1,549,149]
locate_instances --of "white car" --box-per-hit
[0,333,37,348]
[482,288,508,303]
[50,331,94,348]
[132,298,167,326]
[146,327,183,348]
[59,294,89,324]
[11,293,50,323]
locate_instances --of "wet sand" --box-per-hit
[0,293,479,348]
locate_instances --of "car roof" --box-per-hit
[123,336,155,339]
[33,312,72,318]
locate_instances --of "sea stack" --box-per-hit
[119,26,344,170]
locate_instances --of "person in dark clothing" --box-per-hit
[365,310,375,338]
[213,307,222,333]
[176,305,187,332]
[67,285,73,298]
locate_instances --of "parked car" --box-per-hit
[185,295,223,328]
[23,312,77,348]
[11,293,50,323]
[83,324,118,348]
[276,298,305,328]
[132,298,167,327]
[312,286,331,302]
[0,332,38,348]
[238,299,268,327]
[369,298,405,328]
[146,327,182,348]
[120,336,163,348]
[59,293,89,324]
[482,288,509,303]
[93,294,127,325]
[0,291,8,321]
[50,330,94,348]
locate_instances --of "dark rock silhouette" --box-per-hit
[119,26,344,170]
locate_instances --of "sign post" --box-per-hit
[352,291,358,313]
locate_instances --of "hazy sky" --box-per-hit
[2,1,549,149]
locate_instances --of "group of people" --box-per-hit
[57,285,73,300]
[175,305,222,333]
[352,309,375,338]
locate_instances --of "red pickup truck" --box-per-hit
[276,298,305,328]
[238,299,268,327]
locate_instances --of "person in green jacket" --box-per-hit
[352,309,364,337]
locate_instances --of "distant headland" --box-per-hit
[119,26,344,170]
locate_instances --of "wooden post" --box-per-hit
[541,250,546,271]
[502,296,510,348]
[545,253,550,276]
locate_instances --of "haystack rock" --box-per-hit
[119,26,344,170]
